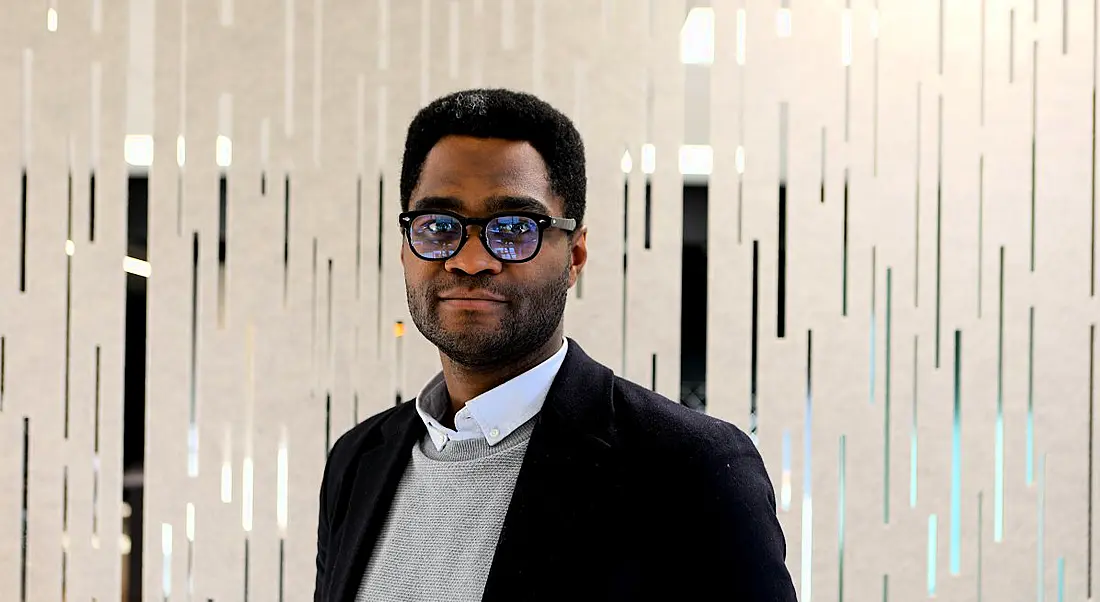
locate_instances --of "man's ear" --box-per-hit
[568,225,588,288]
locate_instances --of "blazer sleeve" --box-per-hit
[314,448,335,602]
[699,425,798,601]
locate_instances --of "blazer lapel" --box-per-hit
[481,340,622,600]
[329,403,425,602]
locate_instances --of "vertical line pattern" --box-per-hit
[284,175,291,305]
[356,177,362,300]
[839,434,847,602]
[218,175,229,328]
[843,170,849,316]
[1089,323,1095,599]
[64,168,73,438]
[995,247,1005,542]
[750,240,759,440]
[89,173,97,241]
[0,336,5,411]
[951,329,962,575]
[189,232,200,478]
[377,174,385,356]
[779,103,788,339]
[622,179,629,374]
[20,170,27,292]
[279,539,286,602]
[650,353,657,391]
[244,537,250,602]
[20,417,28,602]
[1031,40,1039,272]
[885,267,892,525]
[644,179,653,250]
[800,330,814,602]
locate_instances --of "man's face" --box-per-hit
[401,135,587,367]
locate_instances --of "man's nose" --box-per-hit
[444,227,503,276]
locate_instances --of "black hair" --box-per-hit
[399,88,586,227]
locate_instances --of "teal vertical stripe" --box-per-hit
[1057,557,1064,602]
[928,514,938,596]
[950,330,962,574]
[995,247,1005,542]
[839,435,847,602]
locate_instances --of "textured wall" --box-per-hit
[1,0,1097,601]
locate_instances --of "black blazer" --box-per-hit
[314,340,797,601]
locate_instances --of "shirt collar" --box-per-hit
[415,338,568,451]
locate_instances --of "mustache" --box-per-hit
[421,274,517,299]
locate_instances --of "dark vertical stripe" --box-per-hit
[377,175,385,356]
[622,179,629,374]
[20,417,29,602]
[94,346,101,452]
[650,353,657,391]
[243,537,250,602]
[62,465,68,530]
[1090,323,1095,599]
[356,177,363,300]
[1030,41,1039,272]
[882,574,889,602]
[751,240,760,437]
[778,184,787,338]
[61,550,67,602]
[842,171,849,316]
[353,392,360,424]
[64,174,73,438]
[325,392,332,452]
[644,179,653,250]
[190,232,200,431]
[89,172,97,242]
[261,172,267,196]
[327,259,334,358]
[821,128,827,203]
[279,539,286,602]
[19,170,27,292]
[1,336,6,410]
[218,175,229,327]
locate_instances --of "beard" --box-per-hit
[405,265,570,368]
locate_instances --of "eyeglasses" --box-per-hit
[398,209,577,263]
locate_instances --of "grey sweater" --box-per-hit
[355,419,535,601]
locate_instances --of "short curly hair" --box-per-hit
[399,88,587,227]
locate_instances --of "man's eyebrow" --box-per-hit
[482,195,551,214]
[411,196,464,211]
[411,195,553,214]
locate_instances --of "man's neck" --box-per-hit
[438,332,564,426]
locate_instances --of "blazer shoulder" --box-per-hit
[325,400,415,476]
[610,376,756,464]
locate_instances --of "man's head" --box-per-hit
[399,89,588,368]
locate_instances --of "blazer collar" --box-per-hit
[329,338,617,601]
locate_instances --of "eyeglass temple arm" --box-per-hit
[549,217,576,231]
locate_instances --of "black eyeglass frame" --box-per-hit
[398,209,577,264]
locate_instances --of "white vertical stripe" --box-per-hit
[501,0,515,50]
[420,0,430,107]
[285,0,295,137]
[376,85,387,170]
[449,1,460,80]
[91,0,103,33]
[313,0,323,165]
[532,0,544,95]
[221,0,234,26]
[356,75,365,173]
[91,62,102,168]
[22,50,32,165]
[378,0,389,70]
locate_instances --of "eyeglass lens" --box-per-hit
[408,214,541,261]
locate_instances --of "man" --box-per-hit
[314,88,796,601]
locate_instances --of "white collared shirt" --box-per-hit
[415,338,568,451]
